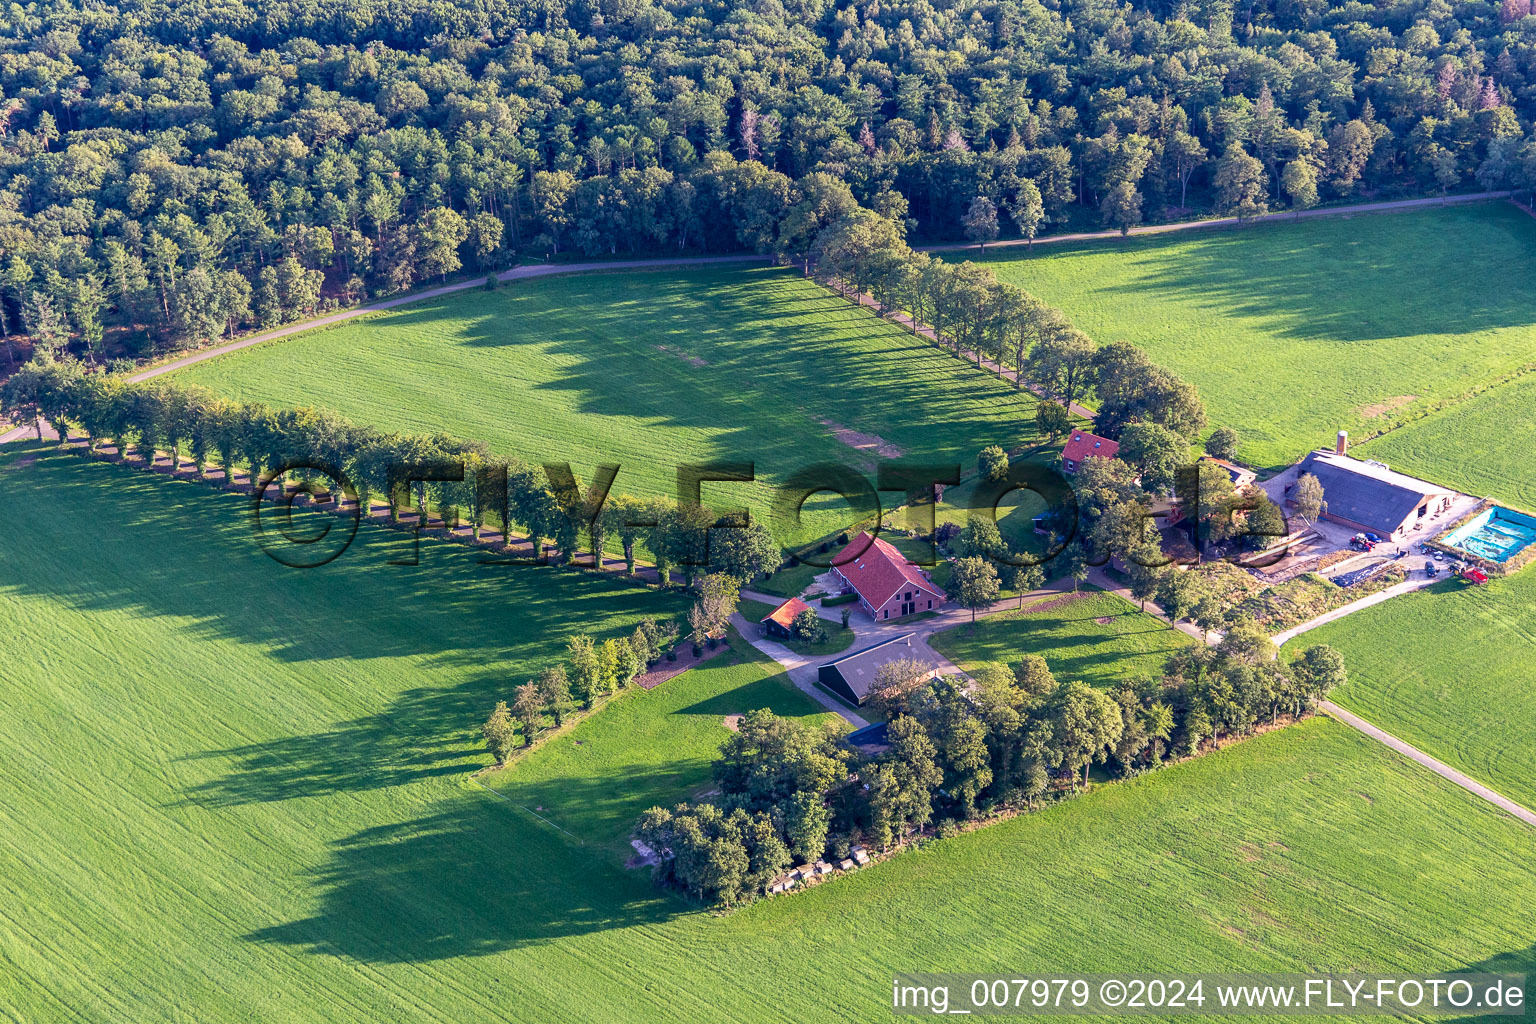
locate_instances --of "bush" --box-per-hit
[977,445,1009,483]
[667,649,677,662]
[484,274,499,290]
[1205,426,1240,461]
[1035,401,1071,440]
[790,608,827,645]
[820,592,858,607]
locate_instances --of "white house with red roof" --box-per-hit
[1060,430,1120,474]
[830,532,947,621]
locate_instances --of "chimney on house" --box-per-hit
[1335,430,1348,456]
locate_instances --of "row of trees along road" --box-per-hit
[5,0,1536,359]
[809,207,1207,437]
[0,362,786,585]
[636,625,1345,907]
[482,572,742,761]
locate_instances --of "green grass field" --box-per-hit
[1357,370,1536,509]
[487,623,839,861]
[929,588,1193,687]
[982,203,1536,471]
[1283,570,1536,813]
[172,264,1042,546]
[7,444,1536,1023]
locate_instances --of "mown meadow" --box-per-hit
[5,443,1536,1023]
[1356,369,1536,510]
[1283,569,1536,813]
[172,264,1044,548]
[981,203,1536,471]
[928,588,1194,688]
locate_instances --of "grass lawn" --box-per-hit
[6,442,1536,1023]
[1282,569,1536,812]
[1357,369,1536,509]
[171,264,1042,547]
[928,587,1193,686]
[488,623,839,861]
[980,203,1536,471]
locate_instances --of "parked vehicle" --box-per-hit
[1459,566,1490,585]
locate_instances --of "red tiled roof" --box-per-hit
[761,596,813,629]
[835,532,945,610]
[1061,430,1119,464]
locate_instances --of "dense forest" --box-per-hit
[3,0,1535,358]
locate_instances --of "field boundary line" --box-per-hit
[1354,358,1536,454]
[921,191,1515,254]
[1090,567,1536,832]
[1320,701,1536,829]
[468,775,585,843]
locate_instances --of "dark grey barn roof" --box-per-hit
[820,633,925,702]
[1295,451,1451,535]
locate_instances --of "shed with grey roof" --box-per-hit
[817,633,931,707]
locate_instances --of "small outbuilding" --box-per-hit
[760,596,813,639]
[1200,455,1257,489]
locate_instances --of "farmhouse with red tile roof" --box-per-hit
[1060,430,1119,474]
[831,532,946,621]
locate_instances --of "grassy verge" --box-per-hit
[929,587,1194,687]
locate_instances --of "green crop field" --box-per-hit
[981,203,1536,471]
[6,443,1536,1024]
[172,264,1042,546]
[1357,371,1536,509]
[1283,569,1536,813]
[928,588,1194,687]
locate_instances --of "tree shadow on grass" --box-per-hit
[172,670,510,807]
[244,785,695,961]
[371,263,1040,501]
[494,753,719,850]
[985,205,1536,345]
[936,598,1189,688]
[1442,943,1536,1024]
[0,451,685,671]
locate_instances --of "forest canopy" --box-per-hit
[3,0,1535,356]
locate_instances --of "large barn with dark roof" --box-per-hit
[1294,449,1456,539]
